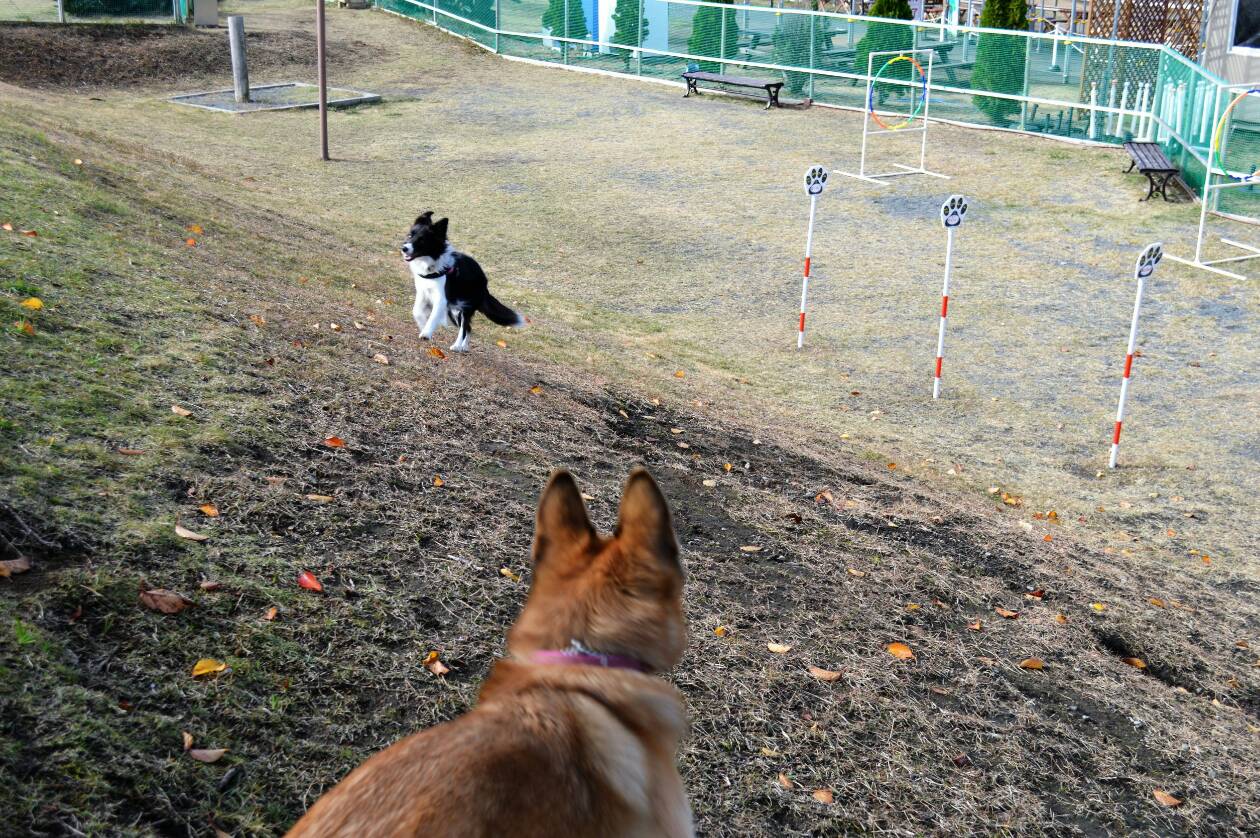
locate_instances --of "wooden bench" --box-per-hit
[1123,141,1180,202]
[682,70,783,110]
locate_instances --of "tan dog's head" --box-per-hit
[507,468,686,674]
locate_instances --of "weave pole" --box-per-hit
[1109,243,1163,469]
[933,194,969,399]
[797,164,829,349]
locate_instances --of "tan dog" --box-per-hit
[286,468,692,837]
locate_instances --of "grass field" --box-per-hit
[2,2,1258,835]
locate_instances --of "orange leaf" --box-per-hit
[433,475,444,487]
[807,666,843,682]
[21,229,38,237]
[263,606,279,622]
[777,773,792,790]
[297,570,323,592]
[185,238,196,247]
[529,385,542,395]
[199,503,219,517]
[323,436,345,448]
[423,651,450,676]
[967,620,982,631]
[1121,657,1147,669]
[500,567,520,582]
[191,658,227,678]
[1152,790,1182,808]
[811,789,834,805]
[1018,657,1045,670]
[188,748,227,763]
[887,462,897,470]
[182,731,194,751]
[1054,614,1069,624]
[0,222,11,231]
[171,404,192,417]
[0,555,33,577]
[175,523,208,542]
[139,588,192,615]
[674,370,685,378]
[724,463,733,472]
[372,353,390,365]
[428,346,446,359]
[248,314,266,327]
[995,607,1019,619]
[886,642,915,660]
[14,320,34,337]
[713,625,729,637]
[117,447,145,456]
[1149,598,1166,608]
[20,297,43,310]
[496,339,508,348]
[1042,534,1053,542]
[187,224,203,234]
[905,603,921,611]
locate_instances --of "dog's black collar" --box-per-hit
[421,265,453,280]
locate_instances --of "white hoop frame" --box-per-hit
[836,48,949,184]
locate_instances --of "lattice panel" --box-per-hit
[1087,0,1204,59]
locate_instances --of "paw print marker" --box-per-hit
[1135,243,1163,279]
[803,165,829,196]
[940,194,969,229]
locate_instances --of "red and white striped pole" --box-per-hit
[933,195,968,398]
[798,165,828,349]
[1109,242,1163,468]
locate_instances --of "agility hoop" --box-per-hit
[836,48,949,184]
[867,54,927,132]
[1165,82,1260,280]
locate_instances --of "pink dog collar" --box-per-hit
[532,640,650,673]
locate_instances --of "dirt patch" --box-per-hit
[0,23,384,89]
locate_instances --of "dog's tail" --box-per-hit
[480,293,526,328]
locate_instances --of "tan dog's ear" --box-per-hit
[532,471,595,565]
[615,468,680,568]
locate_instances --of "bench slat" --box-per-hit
[1124,141,1176,173]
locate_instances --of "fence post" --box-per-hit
[495,0,501,53]
[636,0,644,75]
[808,11,815,101]
[719,8,727,76]
[58,0,65,22]
[1020,35,1031,131]
[563,0,569,64]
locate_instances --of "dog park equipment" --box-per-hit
[1165,85,1260,280]
[836,49,949,184]
[228,15,249,103]
[1109,242,1163,469]
[797,164,828,350]
[932,194,968,399]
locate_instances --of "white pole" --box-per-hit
[1110,243,1162,469]
[58,0,65,23]
[1137,83,1151,140]
[1106,80,1118,134]
[1118,81,1130,135]
[797,165,828,349]
[919,50,934,170]
[1088,82,1098,139]
[933,197,967,398]
[1174,82,1186,142]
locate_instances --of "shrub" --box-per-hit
[970,0,1028,125]
[542,0,589,43]
[853,0,913,102]
[611,0,648,63]
[687,0,739,73]
[772,11,821,96]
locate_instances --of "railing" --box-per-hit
[376,0,1256,211]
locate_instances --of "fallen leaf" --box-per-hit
[724,463,733,472]
[811,789,834,805]
[767,642,792,654]
[713,625,729,637]
[187,224,203,234]
[188,748,227,763]
[1043,534,1054,542]
[139,588,192,615]
[967,620,982,631]
[496,339,507,348]
[192,658,227,678]
[886,642,915,660]
[185,238,196,247]
[1201,554,1212,566]
[995,607,1019,619]
[529,385,542,395]
[1090,602,1107,612]
[0,555,33,577]
[702,479,717,487]
[353,321,365,331]
[1054,614,1068,624]
[372,353,390,365]
[1149,598,1166,608]
[433,475,444,487]
[182,731,194,751]
[21,229,38,237]
[500,567,521,583]
[304,494,335,503]
[297,571,322,592]
[1,223,11,231]
[808,666,843,682]
[199,503,219,517]
[175,524,209,542]
[846,567,865,577]
[263,606,279,622]
[1122,657,1147,669]
[20,297,43,310]
[422,651,450,676]
[1019,657,1045,670]
[14,320,35,336]
[953,753,972,768]
[329,322,342,332]
[777,772,792,790]
[1025,589,1045,600]
[676,441,689,449]
[199,580,222,591]
[428,346,446,359]
[170,404,192,417]
[759,746,780,757]
[1153,790,1183,808]
[116,447,145,456]
[673,370,685,379]
[887,462,897,470]
[740,545,762,553]
[248,314,266,328]
[904,602,921,611]
[323,436,345,448]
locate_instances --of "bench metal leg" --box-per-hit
[1123,159,1136,173]
[1141,173,1157,201]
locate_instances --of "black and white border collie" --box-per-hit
[401,211,525,351]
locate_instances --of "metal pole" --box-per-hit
[797,193,818,350]
[495,0,501,53]
[58,0,65,22]
[1110,244,1162,469]
[933,224,954,399]
[316,0,329,161]
[808,13,816,101]
[228,16,250,104]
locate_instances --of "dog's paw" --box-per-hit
[1136,242,1163,278]
[803,165,829,196]
[940,194,969,229]
[448,342,469,353]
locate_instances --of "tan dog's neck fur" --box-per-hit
[286,468,692,838]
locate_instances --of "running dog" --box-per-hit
[401,211,525,351]
[286,468,692,837]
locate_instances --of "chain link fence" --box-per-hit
[0,0,187,22]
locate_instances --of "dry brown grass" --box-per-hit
[1,3,1258,835]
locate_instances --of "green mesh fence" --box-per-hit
[380,0,1251,213]
[0,0,182,21]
